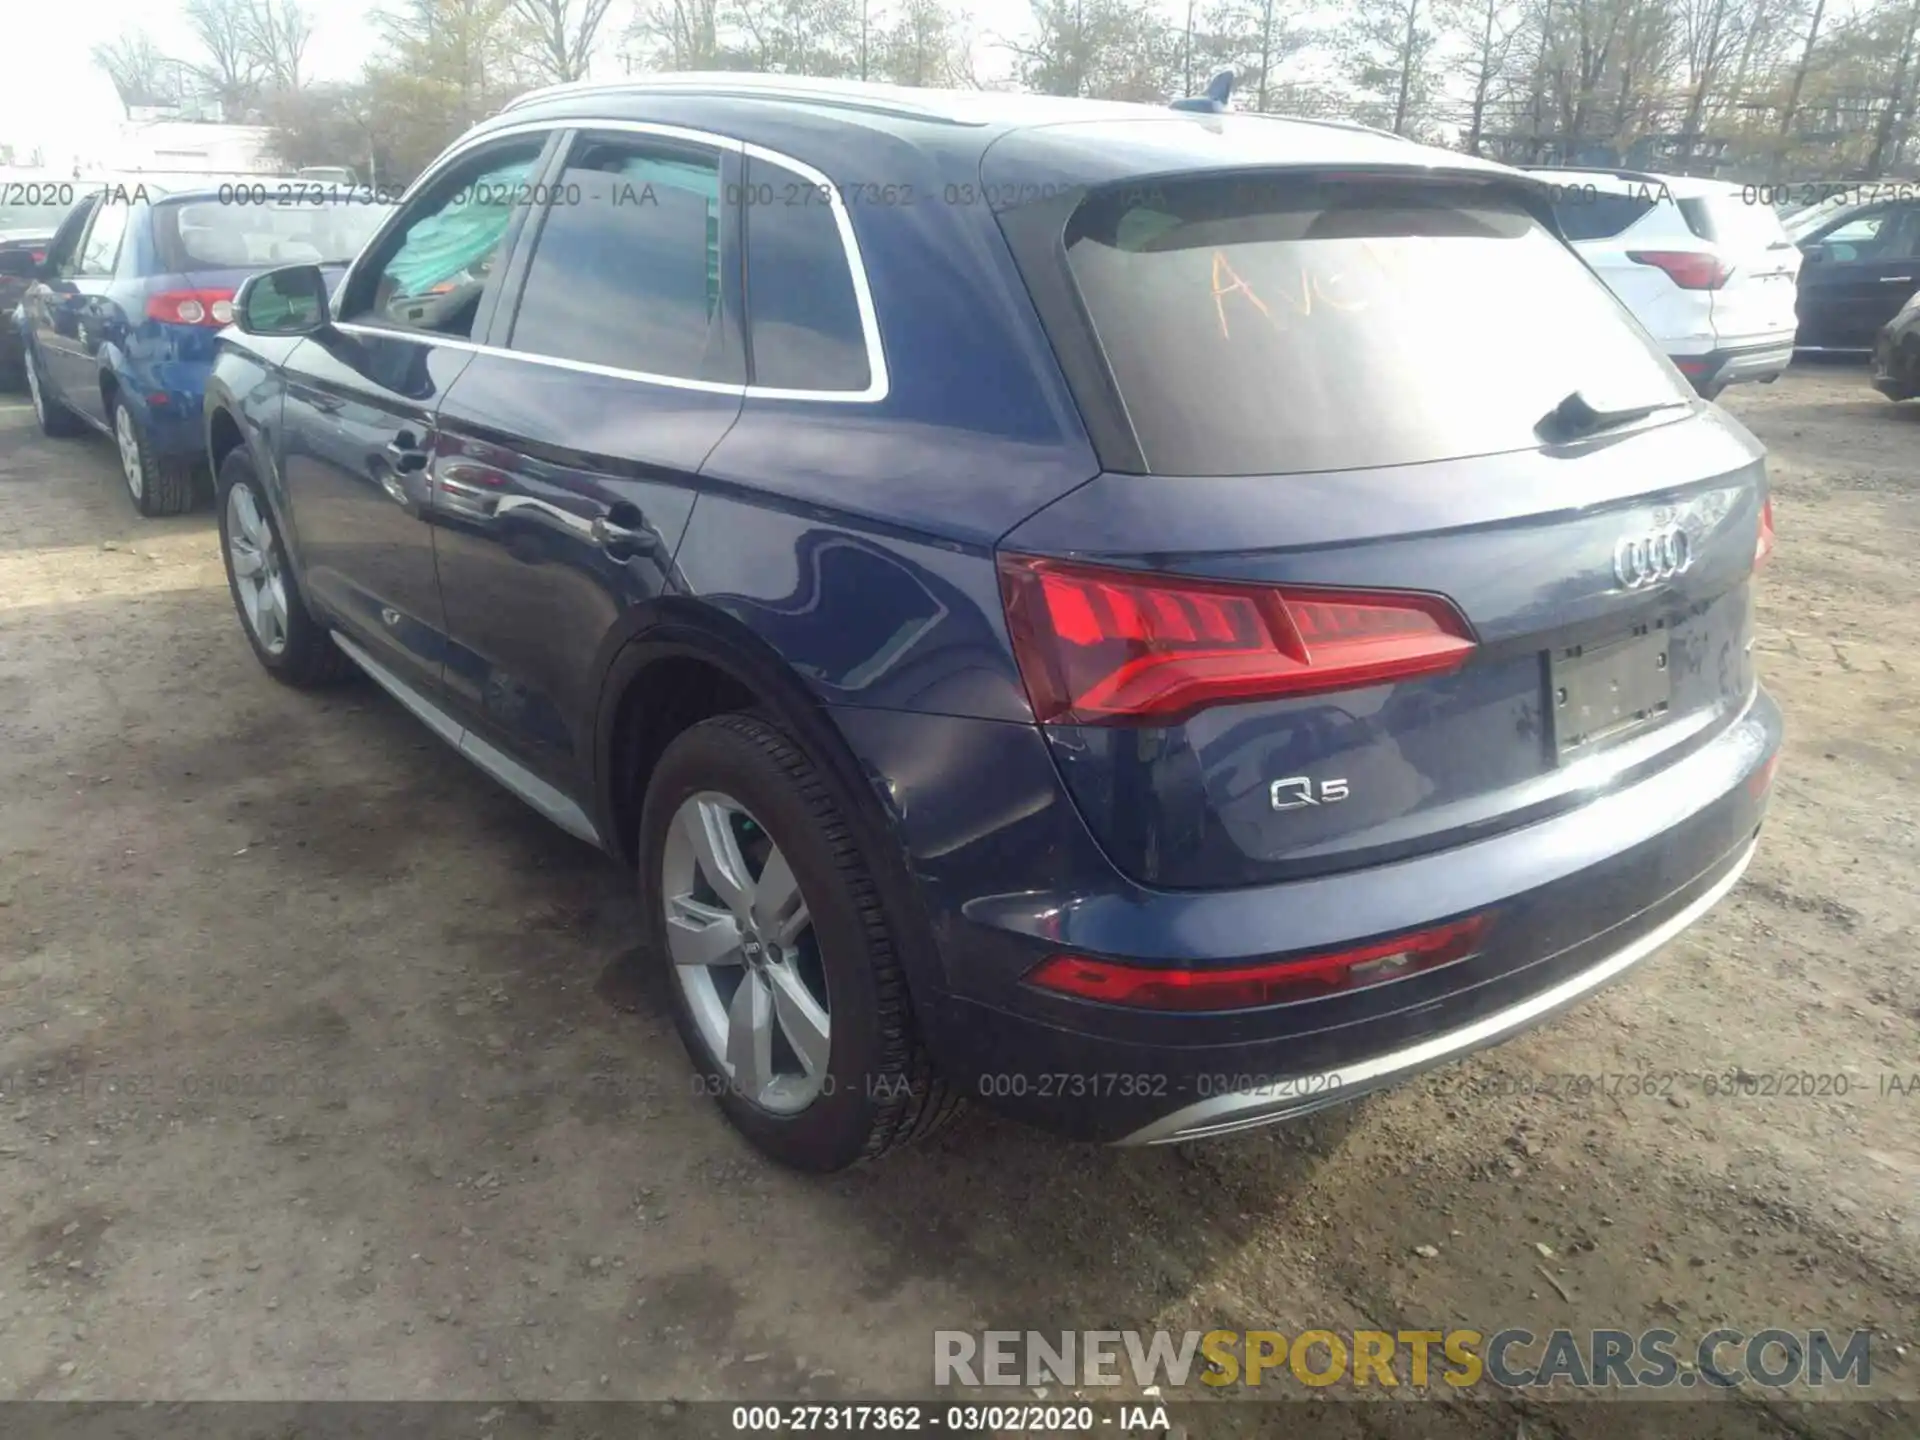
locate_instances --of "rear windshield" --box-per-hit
[1061,176,1688,476]
[157,198,392,273]
[1680,194,1790,252]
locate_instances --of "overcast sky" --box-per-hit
[0,0,1078,168]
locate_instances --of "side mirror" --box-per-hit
[1800,243,1829,265]
[0,250,39,280]
[234,263,330,336]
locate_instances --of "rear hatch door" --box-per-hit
[993,165,1767,889]
[1681,189,1803,347]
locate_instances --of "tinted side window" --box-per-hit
[744,157,870,392]
[77,201,131,276]
[1815,206,1894,259]
[507,137,733,382]
[1552,193,1654,242]
[339,138,547,339]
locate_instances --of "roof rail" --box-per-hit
[500,73,973,123]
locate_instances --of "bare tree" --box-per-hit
[513,0,617,80]
[729,0,862,74]
[1004,0,1174,99]
[624,0,727,68]
[1863,0,1920,175]
[184,0,266,118]
[1194,0,1309,111]
[1460,0,1525,150]
[1774,0,1826,155]
[1675,0,1743,160]
[92,33,177,116]
[1338,0,1460,136]
[872,0,978,85]
[243,0,314,92]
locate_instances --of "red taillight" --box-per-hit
[998,554,1476,725]
[1626,250,1730,291]
[1755,498,1775,570]
[30,250,46,265]
[146,289,236,327]
[1026,916,1490,1011]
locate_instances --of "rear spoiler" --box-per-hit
[1170,69,1236,114]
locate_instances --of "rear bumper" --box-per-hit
[893,687,1780,1144]
[1676,341,1794,394]
[1120,834,1754,1144]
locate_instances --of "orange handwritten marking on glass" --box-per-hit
[1211,250,1273,338]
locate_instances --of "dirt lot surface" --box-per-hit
[0,366,1914,1437]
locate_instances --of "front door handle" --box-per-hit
[1879,274,1915,283]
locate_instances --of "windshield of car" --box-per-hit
[1060,174,1690,476]
[157,197,394,272]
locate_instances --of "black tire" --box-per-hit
[111,394,197,517]
[639,713,960,1171]
[214,447,353,687]
[24,343,84,438]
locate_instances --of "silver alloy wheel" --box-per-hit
[662,791,829,1114]
[226,481,290,656]
[25,349,45,425]
[114,402,144,500]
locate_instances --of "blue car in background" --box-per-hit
[16,181,391,515]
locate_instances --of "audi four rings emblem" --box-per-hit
[1613,525,1693,589]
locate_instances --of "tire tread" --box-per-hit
[661,712,959,1167]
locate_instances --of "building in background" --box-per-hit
[70,118,279,180]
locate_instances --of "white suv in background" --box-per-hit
[1527,167,1802,398]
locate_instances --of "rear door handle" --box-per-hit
[591,503,648,555]
[385,433,430,472]
[591,514,644,548]
[1879,275,1915,283]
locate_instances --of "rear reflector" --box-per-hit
[1626,250,1730,291]
[1025,916,1491,1010]
[147,289,236,327]
[998,554,1476,725]
[1755,498,1775,570]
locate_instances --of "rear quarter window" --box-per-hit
[1680,195,1792,251]
[742,156,870,393]
[1057,175,1689,476]
[1550,191,1655,242]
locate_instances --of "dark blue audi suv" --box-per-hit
[202,74,1781,1171]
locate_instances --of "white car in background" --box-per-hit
[1527,167,1803,399]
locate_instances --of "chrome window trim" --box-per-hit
[333,118,889,406]
[739,142,890,403]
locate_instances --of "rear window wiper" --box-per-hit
[1537,389,1683,442]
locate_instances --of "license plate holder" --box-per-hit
[1551,623,1672,761]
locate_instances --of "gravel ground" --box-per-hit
[0,365,1914,1435]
